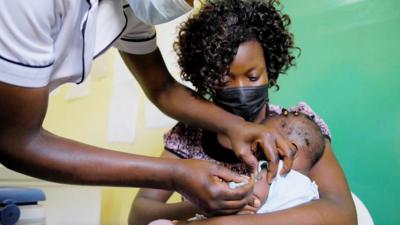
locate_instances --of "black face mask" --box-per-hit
[214,85,269,122]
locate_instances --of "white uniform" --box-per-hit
[0,0,191,90]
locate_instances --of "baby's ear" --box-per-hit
[260,161,269,171]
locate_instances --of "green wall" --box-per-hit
[269,0,400,224]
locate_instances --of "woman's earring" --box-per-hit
[282,108,289,116]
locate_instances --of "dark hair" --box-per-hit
[264,113,325,167]
[174,0,298,99]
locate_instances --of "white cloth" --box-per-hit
[128,0,192,25]
[0,0,191,90]
[257,161,319,213]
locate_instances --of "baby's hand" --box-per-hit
[237,194,262,215]
[149,219,176,225]
[237,202,260,215]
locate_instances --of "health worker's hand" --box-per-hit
[172,159,254,215]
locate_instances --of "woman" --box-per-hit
[129,0,357,224]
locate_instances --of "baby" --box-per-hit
[234,110,325,214]
[142,110,328,225]
[191,110,326,219]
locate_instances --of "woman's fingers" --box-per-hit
[224,120,296,183]
[230,140,258,173]
[275,135,296,176]
[259,138,279,184]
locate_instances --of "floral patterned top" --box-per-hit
[163,102,331,175]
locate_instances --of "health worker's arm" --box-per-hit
[0,0,251,216]
[0,81,253,214]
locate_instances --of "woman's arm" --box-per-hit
[130,190,200,225]
[129,151,201,225]
[180,139,357,225]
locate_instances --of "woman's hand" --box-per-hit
[172,159,255,215]
[223,120,296,183]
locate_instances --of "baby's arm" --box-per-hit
[236,168,269,215]
[129,151,201,225]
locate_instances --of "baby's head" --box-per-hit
[260,112,326,174]
[174,0,297,100]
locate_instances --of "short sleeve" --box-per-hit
[163,122,204,159]
[128,0,192,25]
[113,5,157,55]
[269,102,332,140]
[0,0,55,87]
[163,122,255,175]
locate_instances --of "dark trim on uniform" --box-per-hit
[123,4,130,9]
[77,0,92,84]
[120,33,156,42]
[93,11,128,59]
[0,54,54,68]
[78,20,88,84]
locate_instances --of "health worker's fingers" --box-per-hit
[216,175,255,201]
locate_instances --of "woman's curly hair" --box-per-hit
[174,0,298,99]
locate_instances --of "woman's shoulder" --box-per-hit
[163,123,250,174]
[163,122,204,158]
[269,101,332,139]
